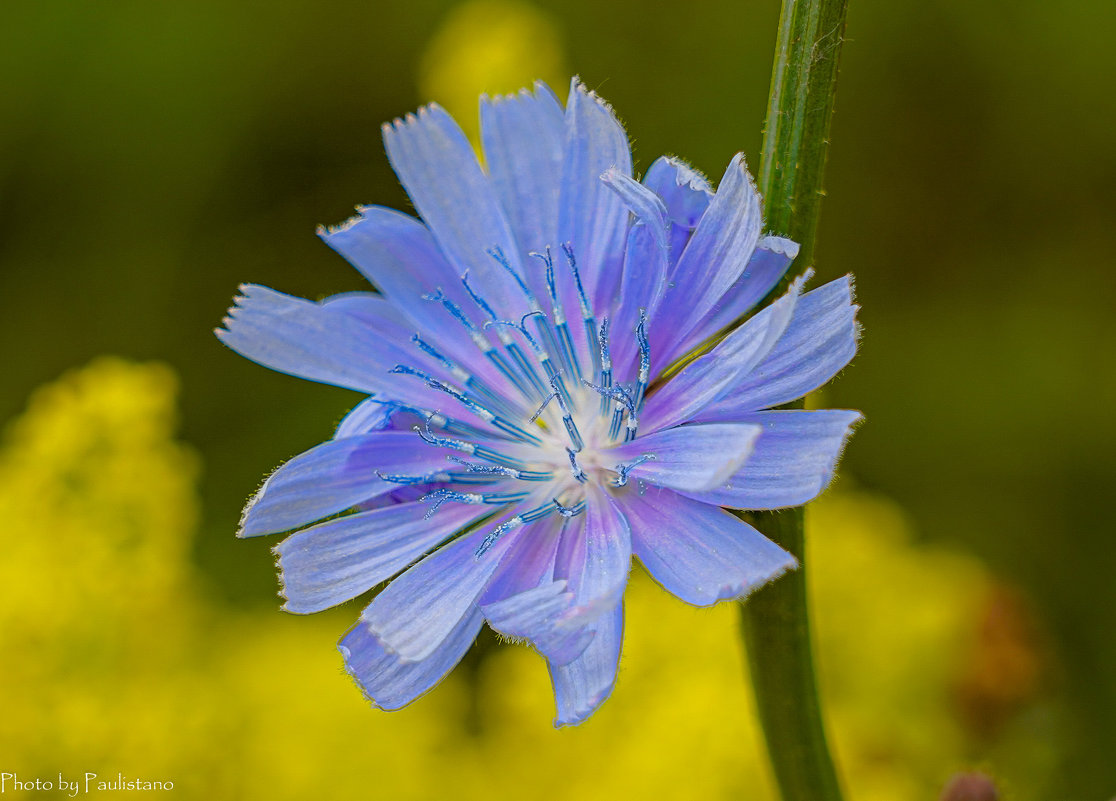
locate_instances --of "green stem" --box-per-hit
[741,510,843,801]
[740,0,850,800]
[759,0,850,273]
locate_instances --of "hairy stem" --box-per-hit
[740,0,851,799]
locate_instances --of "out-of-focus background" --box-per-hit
[2,0,1113,798]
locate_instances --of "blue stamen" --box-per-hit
[623,410,641,443]
[376,469,451,485]
[410,334,519,419]
[392,365,542,445]
[529,391,557,424]
[552,498,586,518]
[562,244,602,383]
[485,348,534,399]
[462,272,546,396]
[390,365,491,420]
[413,423,524,469]
[473,444,526,469]
[634,308,651,407]
[566,448,587,483]
[505,340,549,398]
[502,310,574,409]
[372,400,496,442]
[613,454,656,487]
[424,288,478,332]
[532,248,561,322]
[474,516,522,557]
[532,248,583,381]
[598,317,612,416]
[410,333,453,370]
[423,289,534,401]
[581,378,634,442]
[461,271,499,321]
[483,314,542,352]
[474,501,562,557]
[555,320,582,382]
[421,487,530,520]
[414,423,476,454]
[494,251,570,388]
[550,374,584,451]
[562,243,591,318]
[445,455,552,482]
[626,309,652,442]
[421,488,485,518]
[443,471,506,485]
[488,247,539,310]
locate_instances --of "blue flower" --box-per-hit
[217,78,860,726]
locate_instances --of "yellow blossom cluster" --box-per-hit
[0,359,1052,799]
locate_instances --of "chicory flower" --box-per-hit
[218,78,860,726]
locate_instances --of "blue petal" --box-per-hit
[601,167,669,239]
[651,154,762,360]
[276,501,491,614]
[643,156,713,227]
[482,580,573,636]
[556,487,632,611]
[677,410,862,510]
[481,580,594,666]
[662,236,798,367]
[480,82,566,261]
[699,275,859,415]
[478,516,595,665]
[216,285,411,394]
[319,207,502,381]
[549,600,624,727]
[218,286,489,420]
[621,483,796,606]
[238,431,453,537]
[640,273,807,432]
[602,169,670,377]
[480,514,563,599]
[383,104,529,321]
[333,398,393,439]
[609,422,762,492]
[641,155,713,269]
[339,606,484,710]
[558,78,634,311]
[358,518,521,661]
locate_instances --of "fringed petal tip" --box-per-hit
[552,688,616,728]
[548,601,624,727]
[338,608,485,712]
[757,234,800,259]
[550,649,620,728]
[481,79,562,106]
[733,550,799,600]
[337,626,394,711]
[316,206,372,239]
[337,626,414,712]
[233,482,268,539]
[655,550,799,610]
[271,545,317,616]
[213,282,263,324]
[382,103,451,139]
[681,409,863,511]
[791,266,815,291]
[659,155,713,193]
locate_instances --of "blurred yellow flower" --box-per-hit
[419,0,566,140]
[0,359,1053,800]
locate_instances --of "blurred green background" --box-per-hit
[1,0,1113,798]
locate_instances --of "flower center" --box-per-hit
[383,245,654,555]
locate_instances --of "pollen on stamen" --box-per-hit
[566,448,588,483]
[613,453,656,487]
